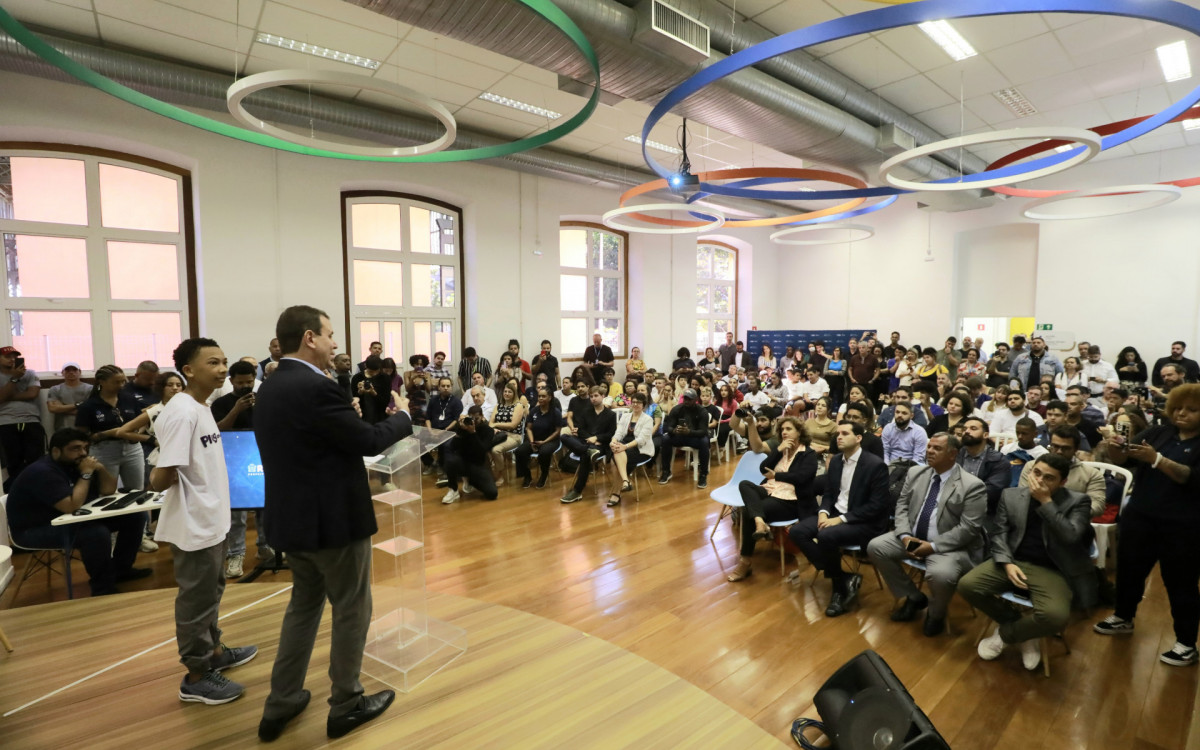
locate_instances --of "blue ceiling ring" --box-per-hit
[684,177,900,223]
[642,0,1200,201]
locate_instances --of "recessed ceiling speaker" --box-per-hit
[804,650,949,750]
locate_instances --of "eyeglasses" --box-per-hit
[1047,443,1073,454]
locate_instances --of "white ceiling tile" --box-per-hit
[99,16,252,70]
[256,1,398,61]
[242,45,369,76]
[714,0,787,21]
[409,35,525,75]
[1040,13,1087,30]
[951,14,1049,54]
[4,0,97,38]
[874,75,955,115]
[914,102,985,137]
[269,0,410,34]
[925,56,1011,100]
[40,0,92,9]
[586,143,651,167]
[419,54,507,93]
[1053,15,1156,65]
[803,35,860,59]
[821,38,917,89]
[1079,52,1164,99]
[874,26,951,74]
[1037,99,1109,129]
[983,33,1073,86]
[1129,128,1187,154]
[752,0,841,36]
[158,0,263,27]
[450,105,540,139]
[1017,70,1094,112]
[963,92,1019,125]
[822,0,891,15]
[487,74,590,118]
[1101,86,1171,122]
[509,62,557,88]
[383,43,440,78]
[96,0,242,48]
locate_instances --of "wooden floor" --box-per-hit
[2,454,1199,749]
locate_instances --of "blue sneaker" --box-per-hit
[179,670,244,704]
[212,643,258,672]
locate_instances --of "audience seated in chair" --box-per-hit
[1018,426,1106,516]
[882,401,928,464]
[658,388,712,489]
[516,389,561,490]
[956,416,1011,514]
[868,433,987,636]
[559,386,617,504]
[489,379,526,484]
[607,392,656,507]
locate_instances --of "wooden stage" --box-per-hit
[2,456,1199,749]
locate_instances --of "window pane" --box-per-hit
[713,284,732,314]
[382,321,403,363]
[111,311,181,369]
[352,203,402,251]
[434,321,453,360]
[696,245,712,279]
[99,163,179,232]
[10,310,93,372]
[441,266,456,307]
[433,211,455,255]
[413,320,431,358]
[695,284,709,314]
[4,234,89,298]
[597,318,620,352]
[714,319,732,337]
[592,277,618,313]
[589,230,621,271]
[409,206,431,253]
[560,274,586,312]
[695,319,709,355]
[358,321,380,363]
[107,241,179,300]
[713,247,735,280]
[561,318,587,355]
[1,157,87,225]
[560,229,586,268]
[353,260,403,306]
[411,264,440,307]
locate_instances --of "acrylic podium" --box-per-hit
[362,425,465,692]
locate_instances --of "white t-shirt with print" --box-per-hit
[153,393,231,552]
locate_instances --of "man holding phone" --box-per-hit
[0,346,45,490]
[869,433,988,636]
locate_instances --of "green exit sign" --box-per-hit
[1036,323,1053,330]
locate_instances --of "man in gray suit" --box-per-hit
[869,433,987,637]
[958,453,1096,671]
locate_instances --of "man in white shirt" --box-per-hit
[151,337,257,706]
[1081,345,1118,399]
[741,377,772,414]
[460,373,497,418]
[990,390,1044,436]
[797,368,831,407]
[556,376,575,413]
[783,368,806,404]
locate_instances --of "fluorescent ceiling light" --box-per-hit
[1182,118,1200,131]
[624,134,681,155]
[993,87,1038,118]
[477,92,561,119]
[919,20,977,62]
[1157,41,1192,82]
[255,32,381,70]
[1054,144,1074,153]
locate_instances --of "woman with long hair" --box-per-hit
[673,347,696,371]
[806,396,837,454]
[697,346,719,371]
[75,365,148,491]
[626,346,647,383]
[653,383,675,454]
[758,343,777,373]
[489,378,527,484]
[1055,356,1087,395]
[957,348,986,379]
[1116,346,1148,386]
[727,417,818,582]
[926,391,972,436]
[823,346,847,407]
[982,384,1011,425]
[494,352,518,401]
[571,364,596,387]
[117,371,185,480]
[837,384,871,420]
[613,379,637,407]
[715,382,740,449]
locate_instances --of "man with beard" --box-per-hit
[1038,400,1090,451]
[212,360,272,577]
[332,353,354,400]
[882,402,928,464]
[956,416,1011,514]
[1010,336,1063,395]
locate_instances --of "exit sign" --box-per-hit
[1036,323,1053,330]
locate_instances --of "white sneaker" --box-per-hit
[225,554,244,579]
[140,535,159,553]
[1018,639,1042,671]
[462,481,474,495]
[442,489,460,504]
[977,626,1005,660]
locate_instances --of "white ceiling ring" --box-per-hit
[770,223,875,245]
[877,127,1103,192]
[1021,184,1183,220]
[227,69,457,157]
[602,203,725,234]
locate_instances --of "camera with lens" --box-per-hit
[734,407,750,419]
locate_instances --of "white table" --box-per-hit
[51,491,163,526]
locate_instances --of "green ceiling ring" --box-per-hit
[0,1,600,163]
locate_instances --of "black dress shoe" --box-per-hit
[923,614,946,637]
[891,594,929,622]
[327,690,396,739]
[825,591,847,618]
[259,690,311,742]
[841,573,863,611]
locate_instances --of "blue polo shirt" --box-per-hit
[75,391,143,434]
[6,455,97,534]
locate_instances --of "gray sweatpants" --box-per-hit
[262,537,373,720]
[171,541,226,673]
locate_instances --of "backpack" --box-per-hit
[887,459,918,506]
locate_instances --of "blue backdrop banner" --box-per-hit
[746,329,877,363]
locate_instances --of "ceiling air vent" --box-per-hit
[635,0,710,65]
[877,122,916,155]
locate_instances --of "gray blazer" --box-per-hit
[991,486,1096,608]
[894,464,987,560]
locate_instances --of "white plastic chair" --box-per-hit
[629,453,656,502]
[1083,461,1133,569]
[707,452,767,540]
[989,432,1017,451]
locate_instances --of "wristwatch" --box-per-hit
[80,472,93,480]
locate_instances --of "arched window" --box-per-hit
[695,241,737,353]
[0,145,194,373]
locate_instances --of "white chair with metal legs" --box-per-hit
[628,454,657,502]
[707,453,767,539]
[1083,461,1133,569]
[2,495,80,601]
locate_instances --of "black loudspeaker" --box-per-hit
[812,650,949,750]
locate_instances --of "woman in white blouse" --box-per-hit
[758,343,777,373]
[1054,356,1086,396]
[608,392,655,507]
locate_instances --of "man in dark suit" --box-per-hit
[254,306,413,743]
[868,433,988,636]
[958,453,1095,672]
[790,420,891,617]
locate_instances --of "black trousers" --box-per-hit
[14,511,146,595]
[1115,509,1200,647]
[515,438,560,481]
[0,421,45,491]
[659,433,709,478]
[443,452,498,500]
[561,435,607,492]
[789,512,879,583]
[736,482,813,557]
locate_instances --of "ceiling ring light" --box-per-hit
[617,168,868,228]
[1021,184,1183,220]
[637,0,1200,201]
[877,127,1103,191]
[771,224,875,245]
[227,69,457,157]
[984,105,1200,197]
[602,203,725,234]
[0,1,599,163]
[683,179,901,226]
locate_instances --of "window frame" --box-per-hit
[558,221,629,361]
[0,142,197,377]
[340,190,464,366]
[695,240,738,356]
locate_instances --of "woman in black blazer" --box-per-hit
[727,417,818,582]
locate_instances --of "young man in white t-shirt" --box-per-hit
[150,337,257,705]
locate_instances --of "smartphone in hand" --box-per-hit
[906,539,922,552]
